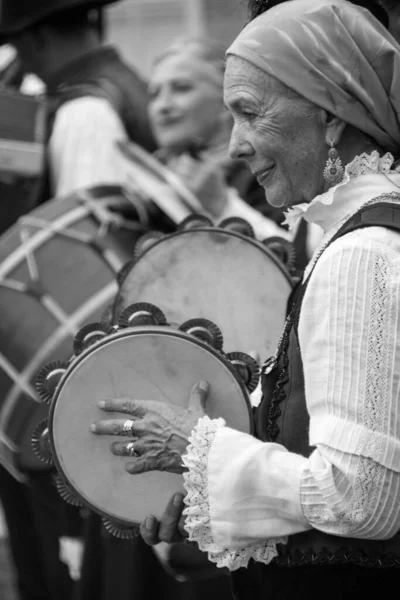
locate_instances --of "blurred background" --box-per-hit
[105,0,247,75]
[0,2,249,598]
[0,0,248,88]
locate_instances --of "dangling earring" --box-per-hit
[323,141,344,185]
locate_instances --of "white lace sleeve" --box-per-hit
[182,416,281,571]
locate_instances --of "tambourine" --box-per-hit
[33,303,258,538]
[114,214,295,361]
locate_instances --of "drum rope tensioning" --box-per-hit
[0,185,149,480]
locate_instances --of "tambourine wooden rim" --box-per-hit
[47,325,253,529]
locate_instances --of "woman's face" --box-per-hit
[148,53,227,154]
[224,56,328,209]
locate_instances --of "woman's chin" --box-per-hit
[265,191,289,209]
[262,178,290,209]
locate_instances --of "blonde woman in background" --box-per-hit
[147,36,294,243]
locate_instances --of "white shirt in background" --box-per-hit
[48,96,129,197]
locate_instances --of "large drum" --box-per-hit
[0,185,149,480]
[34,216,294,535]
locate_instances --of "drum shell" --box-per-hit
[0,185,146,479]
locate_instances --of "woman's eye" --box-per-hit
[148,88,159,100]
[173,83,193,93]
[242,109,257,118]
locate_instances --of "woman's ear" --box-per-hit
[324,113,347,147]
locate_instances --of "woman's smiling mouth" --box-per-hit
[255,165,275,185]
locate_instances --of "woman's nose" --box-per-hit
[228,126,254,160]
[153,89,173,116]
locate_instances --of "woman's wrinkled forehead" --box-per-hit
[224,55,266,87]
[224,56,292,108]
[224,56,266,106]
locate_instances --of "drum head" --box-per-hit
[50,327,252,525]
[115,229,292,361]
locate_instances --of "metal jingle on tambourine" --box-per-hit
[54,474,84,508]
[177,214,213,230]
[31,419,53,466]
[35,361,70,404]
[262,236,296,272]
[118,302,167,328]
[226,352,260,393]
[218,217,255,238]
[73,322,111,356]
[133,231,164,260]
[102,518,140,540]
[179,318,223,351]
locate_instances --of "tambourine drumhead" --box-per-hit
[115,228,292,361]
[50,327,252,525]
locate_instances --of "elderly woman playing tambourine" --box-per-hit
[92,1,400,597]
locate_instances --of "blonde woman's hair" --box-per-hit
[153,36,226,80]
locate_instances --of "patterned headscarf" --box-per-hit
[227,0,400,151]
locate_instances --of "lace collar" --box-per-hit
[283,151,400,233]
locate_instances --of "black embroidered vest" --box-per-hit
[255,197,400,568]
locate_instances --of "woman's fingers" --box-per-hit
[124,454,183,475]
[91,419,146,436]
[111,440,140,456]
[125,456,156,474]
[158,493,185,543]
[140,515,160,546]
[140,495,186,546]
[97,398,146,416]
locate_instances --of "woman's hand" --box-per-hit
[140,492,187,545]
[168,154,228,218]
[91,381,209,475]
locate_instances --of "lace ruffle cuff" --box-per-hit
[182,416,280,571]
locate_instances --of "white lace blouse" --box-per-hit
[182,152,400,571]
